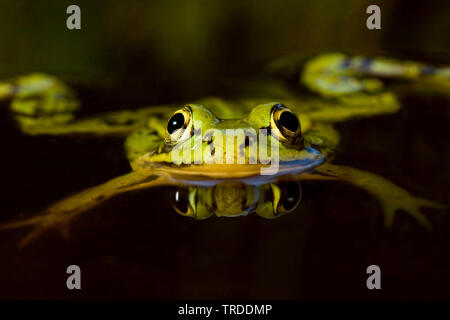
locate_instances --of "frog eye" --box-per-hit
[273,181,302,215]
[171,187,196,217]
[166,106,193,144]
[270,104,303,145]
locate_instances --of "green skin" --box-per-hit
[0,53,449,247]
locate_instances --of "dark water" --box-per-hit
[0,81,449,299]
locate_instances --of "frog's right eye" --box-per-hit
[273,181,302,215]
[166,106,193,144]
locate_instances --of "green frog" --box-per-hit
[1,52,449,247]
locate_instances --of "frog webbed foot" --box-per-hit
[2,73,81,135]
[0,210,74,248]
[301,53,385,97]
[1,172,164,248]
[381,195,449,230]
[313,164,449,230]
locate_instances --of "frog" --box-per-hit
[0,52,449,248]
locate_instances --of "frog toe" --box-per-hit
[17,223,70,249]
[382,197,448,230]
[0,212,72,248]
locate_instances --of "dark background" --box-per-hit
[0,0,449,299]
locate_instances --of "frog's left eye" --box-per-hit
[270,104,303,145]
[171,188,195,217]
[166,106,193,144]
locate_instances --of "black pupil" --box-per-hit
[279,111,299,132]
[172,188,190,214]
[281,182,301,211]
[168,113,185,134]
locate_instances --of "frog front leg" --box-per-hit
[1,73,177,136]
[301,163,448,229]
[0,170,169,248]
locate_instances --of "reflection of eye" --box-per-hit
[275,181,302,215]
[280,181,302,212]
[171,187,195,217]
[165,106,193,144]
[270,103,303,145]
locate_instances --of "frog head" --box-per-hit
[133,102,326,181]
[171,180,302,219]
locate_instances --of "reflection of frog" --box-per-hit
[171,180,302,219]
[0,53,449,247]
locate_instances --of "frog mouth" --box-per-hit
[134,147,326,185]
[153,158,326,186]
